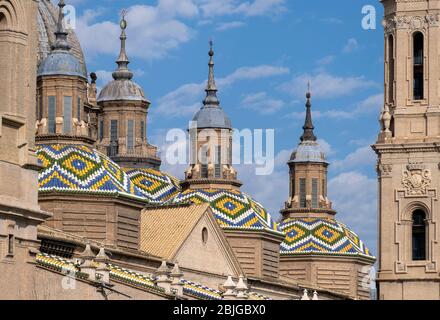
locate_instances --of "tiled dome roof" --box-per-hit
[37,0,87,76]
[290,141,327,164]
[171,189,282,235]
[123,168,180,203]
[279,218,375,260]
[36,144,179,204]
[37,50,87,79]
[97,79,148,103]
[192,106,232,130]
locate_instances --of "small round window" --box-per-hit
[202,227,208,244]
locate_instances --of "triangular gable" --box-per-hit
[174,206,243,277]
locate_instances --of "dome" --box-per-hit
[37,0,87,76]
[192,106,232,130]
[97,79,149,103]
[37,51,87,79]
[279,218,375,260]
[191,43,232,130]
[171,189,282,235]
[36,144,179,204]
[123,168,180,203]
[290,141,327,164]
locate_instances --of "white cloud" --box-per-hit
[219,65,289,87]
[197,0,286,18]
[216,21,246,31]
[343,38,359,53]
[158,0,200,18]
[73,0,288,61]
[328,171,377,254]
[76,4,195,61]
[317,139,334,157]
[316,55,335,66]
[286,93,383,121]
[155,83,204,117]
[332,145,376,171]
[154,65,289,117]
[240,92,285,114]
[95,70,113,86]
[280,72,378,100]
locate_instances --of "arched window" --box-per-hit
[299,178,306,208]
[311,178,318,208]
[388,35,395,103]
[413,32,424,100]
[412,209,427,261]
[202,227,208,244]
[0,12,6,29]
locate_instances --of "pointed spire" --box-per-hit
[79,243,95,260]
[95,247,109,263]
[112,10,134,80]
[52,0,71,51]
[203,40,220,108]
[300,82,317,142]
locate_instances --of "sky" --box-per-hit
[63,0,384,255]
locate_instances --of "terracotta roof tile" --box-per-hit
[140,204,211,260]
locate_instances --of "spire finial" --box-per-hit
[203,40,220,108]
[113,10,133,80]
[52,0,70,51]
[300,83,317,142]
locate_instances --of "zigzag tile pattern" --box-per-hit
[279,218,374,259]
[181,279,222,300]
[171,189,282,234]
[36,144,179,204]
[123,168,180,203]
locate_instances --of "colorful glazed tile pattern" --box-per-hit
[279,218,375,259]
[36,253,89,279]
[171,189,282,234]
[108,264,164,292]
[181,279,222,300]
[248,292,272,300]
[123,168,180,203]
[36,253,229,299]
[36,144,179,204]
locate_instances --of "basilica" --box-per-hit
[0,0,380,300]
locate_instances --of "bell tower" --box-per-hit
[374,0,440,300]
[96,14,160,169]
[0,0,51,298]
[182,42,241,191]
[281,89,335,219]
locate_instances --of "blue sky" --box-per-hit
[66,0,384,254]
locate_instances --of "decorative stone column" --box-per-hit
[79,243,96,280]
[301,289,310,300]
[235,275,248,300]
[222,275,237,300]
[170,262,184,297]
[155,261,172,294]
[95,247,111,284]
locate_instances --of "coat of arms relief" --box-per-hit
[402,163,432,196]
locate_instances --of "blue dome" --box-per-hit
[192,106,232,130]
[290,141,327,164]
[97,79,148,103]
[37,51,87,79]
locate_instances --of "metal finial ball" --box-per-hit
[306,92,311,99]
[209,40,214,56]
[120,10,128,29]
